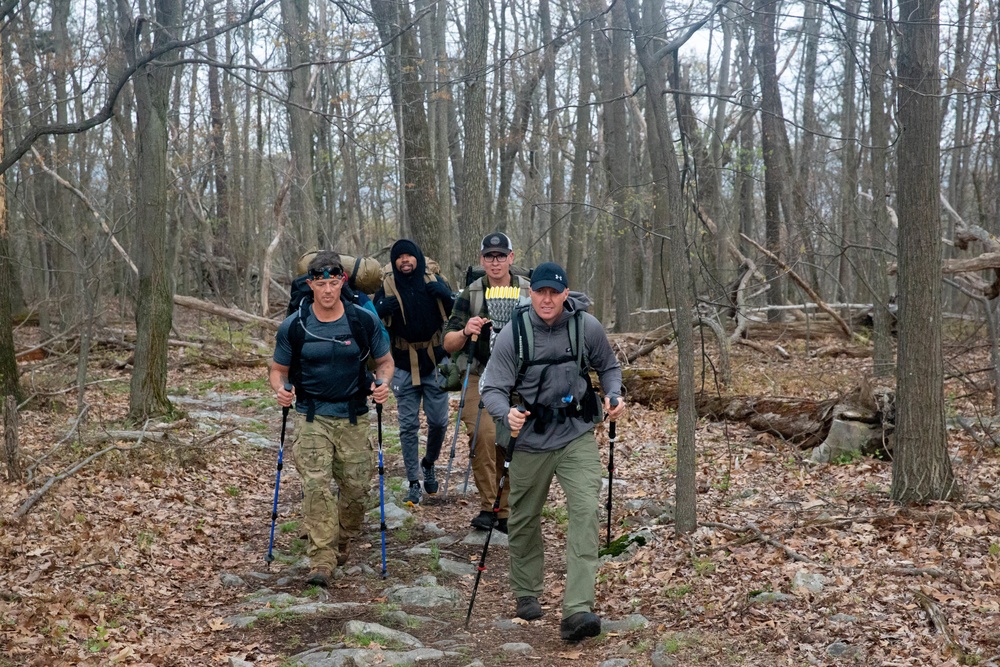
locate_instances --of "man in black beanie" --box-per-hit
[374,239,455,505]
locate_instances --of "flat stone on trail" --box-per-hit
[461,530,508,547]
[438,558,476,576]
[370,502,410,529]
[343,620,423,648]
[602,613,650,632]
[289,646,452,667]
[500,642,534,655]
[385,582,461,608]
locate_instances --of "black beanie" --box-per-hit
[390,239,421,264]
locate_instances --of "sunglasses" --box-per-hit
[309,266,344,280]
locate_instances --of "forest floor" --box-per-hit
[1,310,999,666]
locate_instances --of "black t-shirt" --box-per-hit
[274,306,389,418]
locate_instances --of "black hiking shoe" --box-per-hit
[496,518,508,534]
[422,461,439,495]
[471,511,493,531]
[560,612,601,641]
[515,596,543,621]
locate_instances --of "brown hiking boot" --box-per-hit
[337,542,349,566]
[306,566,332,587]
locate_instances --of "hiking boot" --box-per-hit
[496,518,508,534]
[306,566,332,588]
[515,596,543,621]
[404,482,422,506]
[560,612,601,641]
[422,461,439,495]
[470,510,493,531]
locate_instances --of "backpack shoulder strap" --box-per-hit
[467,276,486,318]
[423,272,449,321]
[569,310,587,372]
[511,305,533,389]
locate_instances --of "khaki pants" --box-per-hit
[507,430,602,619]
[291,414,373,570]
[463,375,508,518]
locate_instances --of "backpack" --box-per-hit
[508,301,602,432]
[294,251,383,294]
[287,294,380,424]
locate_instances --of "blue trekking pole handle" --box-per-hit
[266,383,293,566]
[375,379,388,579]
[605,396,619,548]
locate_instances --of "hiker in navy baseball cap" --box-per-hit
[530,262,569,292]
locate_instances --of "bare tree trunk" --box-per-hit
[868,0,894,376]
[0,31,19,401]
[541,0,565,264]
[753,0,786,318]
[4,395,20,482]
[891,0,957,502]
[370,0,445,262]
[120,0,181,421]
[461,0,489,261]
[280,0,319,249]
[566,11,593,280]
[596,0,633,331]
[836,0,859,307]
[626,0,696,533]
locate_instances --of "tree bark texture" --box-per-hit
[370,0,445,265]
[891,0,957,502]
[627,0,697,534]
[752,0,786,317]
[121,0,181,421]
[4,395,20,482]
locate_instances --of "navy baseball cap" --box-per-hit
[481,232,513,256]
[531,262,569,291]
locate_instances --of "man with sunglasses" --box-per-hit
[442,232,531,532]
[270,251,393,586]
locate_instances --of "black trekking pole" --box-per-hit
[442,334,477,497]
[265,383,292,568]
[465,407,524,628]
[460,401,485,495]
[375,380,388,579]
[605,397,620,548]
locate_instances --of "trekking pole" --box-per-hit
[375,379,388,579]
[460,401,485,495]
[465,407,524,628]
[605,397,620,548]
[442,334,477,497]
[265,383,292,568]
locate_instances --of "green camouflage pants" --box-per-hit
[291,414,373,570]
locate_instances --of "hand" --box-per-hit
[463,316,488,338]
[605,396,626,420]
[375,295,399,318]
[371,379,390,404]
[276,384,295,408]
[507,406,530,432]
[427,279,453,299]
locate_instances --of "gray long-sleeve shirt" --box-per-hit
[480,294,622,453]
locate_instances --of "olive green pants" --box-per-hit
[291,414,373,570]
[507,430,602,619]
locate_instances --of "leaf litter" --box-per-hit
[0,323,998,666]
